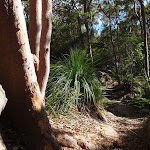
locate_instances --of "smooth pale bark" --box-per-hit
[138,0,149,77]
[0,0,59,149]
[29,0,42,59]
[29,0,52,99]
[37,0,52,98]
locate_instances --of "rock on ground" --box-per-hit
[0,85,7,115]
[96,124,119,140]
[54,132,80,149]
[0,135,6,150]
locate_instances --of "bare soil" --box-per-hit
[49,79,150,150]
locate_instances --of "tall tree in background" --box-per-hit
[51,0,99,59]
[0,0,59,149]
[138,0,149,77]
[83,0,93,60]
[51,0,84,55]
[99,0,121,84]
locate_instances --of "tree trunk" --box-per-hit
[108,2,120,85]
[115,1,120,62]
[138,0,149,77]
[0,0,59,149]
[133,1,143,38]
[109,20,120,85]
[77,16,85,50]
[29,0,42,59]
[83,0,93,61]
[37,0,52,98]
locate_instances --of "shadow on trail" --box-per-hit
[104,84,150,118]
[106,102,144,118]
[105,84,130,100]
[103,84,150,150]
[119,119,150,150]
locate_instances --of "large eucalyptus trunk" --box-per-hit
[0,0,59,149]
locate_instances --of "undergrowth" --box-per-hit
[124,75,150,108]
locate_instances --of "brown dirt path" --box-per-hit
[49,77,149,150]
[49,107,147,150]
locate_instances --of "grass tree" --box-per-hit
[0,0,59,149]
[46,50,102,114]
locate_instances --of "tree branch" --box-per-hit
[29,0,42,59]
[38,0,52,98]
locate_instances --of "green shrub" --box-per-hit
[46,49,102,114]
[124,75,150,108]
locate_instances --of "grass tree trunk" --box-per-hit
[0,0,59,149]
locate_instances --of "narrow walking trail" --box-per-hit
[49,108,146,150]
[49,79,149,150]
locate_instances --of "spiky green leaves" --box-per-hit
[46,49,102,114]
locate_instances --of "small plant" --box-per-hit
[125,98,150,108]
[46,49,102,114]
[124,75,150,108]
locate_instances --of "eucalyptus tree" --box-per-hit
[98,0,121,84]
[83,0,93,60]
[0,0,59,149]
[97,0,150,86]
[51,0,99,59]
[138,0,149,77]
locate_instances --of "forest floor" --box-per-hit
[49,78,149,150]
[1,76,150,150]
